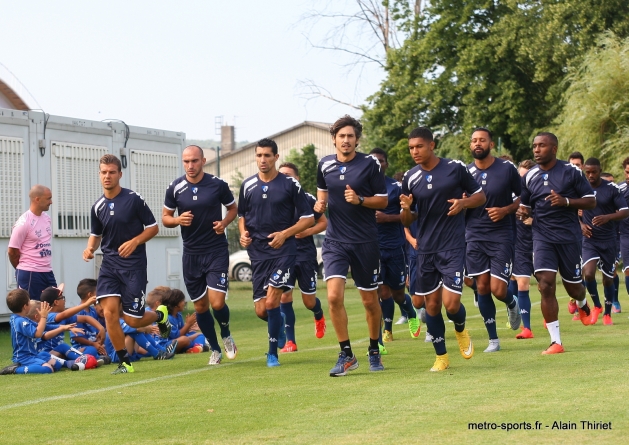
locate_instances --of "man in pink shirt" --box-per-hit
[8,185,57,300]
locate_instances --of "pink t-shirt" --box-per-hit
[8,210,53,272]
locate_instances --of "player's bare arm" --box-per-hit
[118,224,159,258]
[83,235,102,261]
[447,190,486,216]
[212,202,238,235]
[162,207,194,228]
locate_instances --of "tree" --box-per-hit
[227,170,245,254]
[284,144,319,196]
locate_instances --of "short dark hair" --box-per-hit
[584,157,601,168]
[257,138,278,155]
[278,162,299,176]
[369,148,387,162]
[330,115,363,140]
[568,151,584,163]
[408,127,434,142]
[41,286,63,306]
[162,288,186,314]
[472,127,493,141]
[622,157,629,169]
[184,145,205,158]
[7,289,30,313]
[499,154,514,162]
[100,154,122,172]
[518,159,536,170]
[601,172,614,179]
[77,278,97,300]
[536,132,559,147]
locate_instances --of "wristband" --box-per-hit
[358,195,364,206]
[565,198,570,207]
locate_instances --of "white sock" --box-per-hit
[576,298,587,308]
[546,320,561,345]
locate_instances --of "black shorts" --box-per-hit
[285,259,318,294]
[251,256,296,302]
[465,241,514,283]
[97,266,147,318]
[582,238,617,279]
[415,248,465,295]
[512,249,533,278]
[379,247,406,290]
[533,240,582,284]
[183,251,229,301]
[322,239,380,290]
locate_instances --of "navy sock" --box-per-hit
[425,311,446,355]
[477,293,498,339]
[613,274,620,303]
[340,340,353,358]
[398,293,417,319]
[446,303,467,333]
[280,302,296,343]
[604,284,614,316]
[196,309,221,351]
[213,305,231,338]
[369,338,379,350]
[310,298,324,320]
[585,280,602,308]
[133,333,160,357]
[381,298,394,331]
[503,289,517,309]
[518,290,532,329]
[16,365,53,374]
[400,294,412,317]
[508,280,518,299]
[267,307,282,356]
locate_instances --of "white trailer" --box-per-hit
[0,108,185,321]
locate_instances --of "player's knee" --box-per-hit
[194,298,210,313]
[255,305,267,320]
[537,280,553,295]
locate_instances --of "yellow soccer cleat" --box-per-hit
[455,329,474,360]
[430,353,450,372]
[383,330,393,343]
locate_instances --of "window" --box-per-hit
[0,137,24,238]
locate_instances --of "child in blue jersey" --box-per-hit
[70,279,107,357]
[162,288,206,353]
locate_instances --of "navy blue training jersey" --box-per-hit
[402,158,482,254]
[520,161,594,244]
[164,173,235,255]
[90,188,157,270]
[295,192,323,263]
[377,176,405,250]
[317,152,387,244]
[515,218,533,253]
[618,182,629,237]
[582,179,628,241]
[238,173,313,262]
[466,159,521,243]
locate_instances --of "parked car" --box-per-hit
[229,232,325,282]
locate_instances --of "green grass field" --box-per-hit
[0,280,627,444]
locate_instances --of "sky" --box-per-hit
[1,0,384,142]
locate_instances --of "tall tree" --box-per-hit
[284,144,319,196]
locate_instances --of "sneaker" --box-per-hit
[507,301,522,330]
[368,349,384,372]
[455,329,474,359]
[394,316,408,325]
[266,353,280,367]
[572,313,580,321]
[425,331,433,343]
[408,316,421,338]
[155,348,176,360]
[541,342,565,355]
[603,314,613,326]
[612,301,621,313]
[314,315,326,339]
[208,350,222,365]
[111,362,134,374]
[278,312,287,349]
[383,330,393,343]
[155,305,172,339]
[203,339,210,352]
[98,355,112,365]
[590,306,603,325]
[578,305,592,326]
[280,340,298,353]
[185,345,203,354]
[516,327,534,339]
[166,340,179,356]
[0,363,20,375]
[72,362,86,371]
[95,358,105,368]
[568,299,577,314]
[430,353,450,372]
[418,308,426,324]
[484,339,501,353]
[329,351,359,377]
[222,335,238,359]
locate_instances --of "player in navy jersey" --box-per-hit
[517,132,596,355]
[369,148,421,344]
[580,158,629,326]
[618,158,629,314]
[83,154,171,374]
[277,162,328,352]
[238,139,314,367]
[162,145,238,366]
[400,127,486,372]
[465,128,522,353]
[600,172,623,313]
[314,115,387,376]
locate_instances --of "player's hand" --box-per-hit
[96,329,106,343]
[150,325,160,335]
[592,215,611,226]
[85,296,97,307]
[240,230,252,248]
[294,228,310,239]
[375,211,386,223]
[400,194,413,211]
[486,207,507,222]
[344,185,359,205]
[190,322,200,332]
[268,231,288,249]
[185,312,196,326]
[578,209,583,218]
[516,205,530,221]
[96,344,107,355]
[83,247,94,262]
[447,199,465,216]
[313,200,327,213]
[545,190,567,207]
[178,211,194,227]
[581,222,593,238]
[118,238,139,258]
[213,220,226,235]
[523,217,533,226]
[38,301,51,318]
[69,326,84,335]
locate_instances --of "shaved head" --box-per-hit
[28,185,52,214]
[184,145,205,158]
[29,185,50,201]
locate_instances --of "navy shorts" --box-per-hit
[407,254,417,295]
[251,256,296,302]
[620,237,629,272]
[379,247,406,290]
[533,239,582,283]
[582,238,617,279]
[16,270,56,301]
[322,239,380,291]
[285,259,318,294]
[415,248,465,295]
[513,249,534,278]
[466,241,514,283]
[97,266,147,318]
[183,251,229,301]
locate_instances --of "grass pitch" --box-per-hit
[0,280,627,444]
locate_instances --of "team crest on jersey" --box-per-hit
[426,175,432,183]
[192,187,198,194]
[109,202,114,215]
[542,174,548,180]
[481,173,487,179]
[262,186,268,192]
[454,277,461,286]
[340,166,346,180]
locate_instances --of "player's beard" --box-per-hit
[471,147,490,160]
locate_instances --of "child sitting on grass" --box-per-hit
[70,279,107,358]
[161,288,207,354]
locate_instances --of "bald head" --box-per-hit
[29,185,50,200]
[29,185,52,214]
[184,145,205,158]
[182,145,206,181]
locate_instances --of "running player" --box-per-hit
[162,145,238,365]
[315,115,388,376]
[580,158,629,325]
[516,132,596,354]
[238,139,314,367]
[618,159,629,314]
[465,128,522,352]
[83,154,171,374]
[400,127,486,371]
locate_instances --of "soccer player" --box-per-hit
[8,185,56,300]
[315,115,387,376]
[516,132,596,354]
[369,148,420,342]
[162,145,238,365]
[568,152,585,170]
[618,159,629,314]
[601,172,623,313]
[400,127,486,372]
[238,138,314,367]
[465,128,522,353]
[277,162,328,353]
[83,154,172,374]
[580,158,629,325]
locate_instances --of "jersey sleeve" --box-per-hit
[164,182,177,211]
[8,215,28,249]
[316,159,327,191]
[237,182,247,217]
[459,162,483,196]
[401,170,417,210]
[136,194,158,228]
[292,180,315,219]
[520,175,531,207]
[572,169,595,198]
[369,157,387,197]
[306,193,323,221]
[220,180,236,206]
[510,164,522,197]
[90,203,103,237]
[613,185,629,211]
